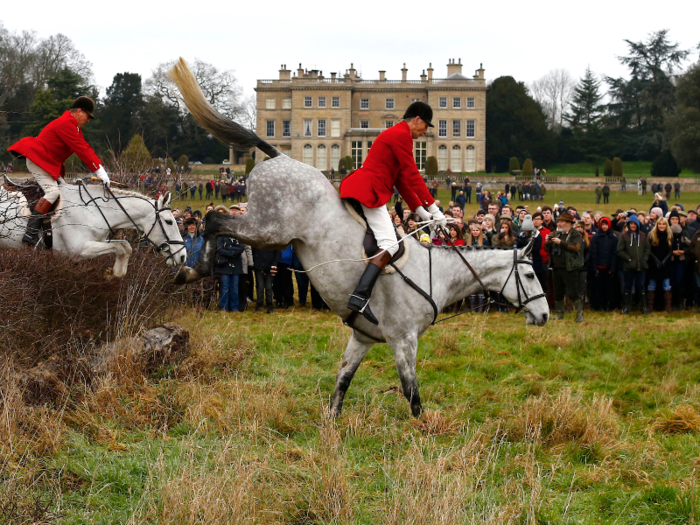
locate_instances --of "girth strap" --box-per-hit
[389,262,439,324]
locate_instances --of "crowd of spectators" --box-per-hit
[175,178,700,319]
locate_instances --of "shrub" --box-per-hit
[603,159,613,177]
[177,154,189,170]
[425,156,438,175]
[344,156,355,170]
[508,157,520,174]
[522,158,533,177]
[338,157,346,172]
[0,249,184,365]
[245,158,256,175]
[612,157,623,177]
[166,157,176,172]
[651,150,681,178]
[595,167,600,177]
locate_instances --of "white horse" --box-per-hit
[0,178,185,277]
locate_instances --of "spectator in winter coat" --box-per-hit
[183,218,203,267]
[214,229,245,312]
[647,218,673,313]
[670,222,691,310]
[589,217,618,311]
[651,193,668,217]
[274,246,295,308]
[617,214,650,314]
[455,191,466,212]
[252,248,281,313]
[545,212,585,322]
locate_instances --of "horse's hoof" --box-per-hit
[329,406,341,419]
[173,266,201,285]
[411,404,423,418]
[103,268,115,281]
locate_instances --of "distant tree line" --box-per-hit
[0,21,255,171]
[486,30,700,175]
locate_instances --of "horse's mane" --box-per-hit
[109,187,154,200]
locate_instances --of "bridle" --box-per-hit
[77,181,186,263]
[497,247,547,313]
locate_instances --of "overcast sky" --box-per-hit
[3,0,699,100]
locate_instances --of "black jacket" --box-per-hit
[252,249,282,271]
[648,231,672,280]
[589,229,618,272]
[214,236,245,275]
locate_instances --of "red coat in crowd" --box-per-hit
[339,121,434,211]
[8,111,102,180]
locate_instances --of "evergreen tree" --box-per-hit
[565,67,604,134]
[522,158,534,177]
[102,73,145,154]
[612,157,623,177]
[508,157,520,173]
[245,158,256,174]
[120,134,151,173]
[651,150,681,177]
[425,156,438,175]
[604,159,613,177]
[666,63,700,172]
[177,154,189,170]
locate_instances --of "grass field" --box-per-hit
[3,307,699,524]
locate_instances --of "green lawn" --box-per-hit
[4,308,698,524]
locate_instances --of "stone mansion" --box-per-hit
[254,59,486,173]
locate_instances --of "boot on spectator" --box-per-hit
[574,300,584,322]
[639,292,649,314]
[469,295,478,312]
[647,291,655,313]
[478,295,488,313]
[664,291,673,313]
[555,300,565,320]
[622,293,631,315]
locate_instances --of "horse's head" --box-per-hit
[148,192,186,266]
[497,242,549,326]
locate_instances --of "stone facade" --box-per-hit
[255,59,486,173]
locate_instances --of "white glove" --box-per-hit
[415,206,431,222]
[427,203,447,228]
[93,165,110,187]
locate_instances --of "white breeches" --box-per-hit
[27,159,60,204]
[362,204,399,256]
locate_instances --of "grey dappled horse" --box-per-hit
[0,183,185,277]
[169,59,549,417]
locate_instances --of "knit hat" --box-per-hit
[214,204,228,213]
[670,224,682,234]
[419,233,430,243]
[520,214,535,232]
[669,209,680,221]
[650,207,664,219]
[483,213,496,225]
[599,217,612,229]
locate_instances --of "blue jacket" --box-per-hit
[280,245,293,265]
[185,233,203,267]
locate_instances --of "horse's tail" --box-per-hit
[167,58,280,159]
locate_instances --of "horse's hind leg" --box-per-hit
[329,332,374,417]
[388,335,422,417]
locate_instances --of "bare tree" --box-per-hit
[529,69,576,130]
[144,58,245,121]
[33,33,93,85]
[239,94,257,131]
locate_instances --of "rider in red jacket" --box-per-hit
[8,96,110,245]
[339,101,446,325]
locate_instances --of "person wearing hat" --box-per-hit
[7,96,110,245]
[616,213,650,314]
[339,101,446,325]
[545,211,585,321]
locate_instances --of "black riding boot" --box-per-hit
[347,250,392,325]
[22,210,44,246]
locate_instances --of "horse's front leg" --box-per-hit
[387,334,422,417]
[330,332,374,417]
[79,240,132,279]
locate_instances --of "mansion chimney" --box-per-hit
[447,58,463,76]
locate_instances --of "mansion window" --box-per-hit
[332,96,340,108]
[351,141,363,169]
[360,98,369,110]
[452,120,461,137]
[316,144,327,171]
[304,96,312,108]
[318,96,326,108]
[414,142,427,171]
[360,120,369,129]
[282,120,291,137]
[453,97,461,109]
[466,120,475,137]
[266,120,275,137]
[282,98,292,109]
[439,97,447,108]
[331,144,341,170]
[385,98,395,109]
[303,119,312,137]
[437,145,448,172]
[331,119,341,138]
[438,120,447,138]
[266,98,275,110]
[317,119,326,137]
[303,144,313,165]
[467,97,475,108]
[385,121,394,129]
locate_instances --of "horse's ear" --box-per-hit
[520,238,534,258]
[164,191,172,207]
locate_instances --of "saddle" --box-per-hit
[3,175,61,214]
[344,198,405,265]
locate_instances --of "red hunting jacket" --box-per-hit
[8,111,102,180]
[339,121,435,211]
